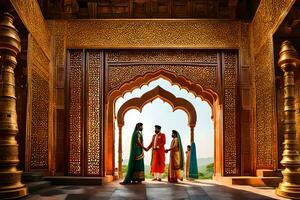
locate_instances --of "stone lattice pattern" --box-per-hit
[30,70,49,169]
[86,51,103,176]
[250,0,294,170]
[223,52,239,175]
[66,49,239,176]
[68,50,83,175]
[254,39,274,168]
[107,50,219,93]
[107,49,218,63]
[107,50,239,175]
[67,50,104,176]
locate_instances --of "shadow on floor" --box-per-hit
[24,180,285,200]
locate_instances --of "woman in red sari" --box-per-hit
[165,130,184,183]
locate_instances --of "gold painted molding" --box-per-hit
[250,0,295,170]
[26,34,53,173]
[48,19,244,49]
[251,0,295,55]
[10,0,51,58]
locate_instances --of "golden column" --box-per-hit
[276,41,300,199]
[118,124,123,179]
[0,13,28,199]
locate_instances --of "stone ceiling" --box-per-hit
[42,0,260,20]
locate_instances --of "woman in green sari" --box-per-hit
[120,122,146,184]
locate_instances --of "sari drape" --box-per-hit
[123,125,145,183]
[168,133,184,182]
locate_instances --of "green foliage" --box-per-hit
[121,163,214,180]
[162,164,169,178]
[198,163,214,179]
[122,165,128,177]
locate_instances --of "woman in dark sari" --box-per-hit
[120,123,146,184]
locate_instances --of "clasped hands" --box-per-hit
[143,146,161,151]
[142,146,169,153]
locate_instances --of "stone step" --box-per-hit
[22,172,44,182]
[44,175,114,185]
[256,169,282,177]
[26,181,52,193]
[213,176,282,187]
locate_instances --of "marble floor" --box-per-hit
[23,179,288,200]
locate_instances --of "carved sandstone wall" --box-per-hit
[10,0,54,174]
[250,0,295,171]
[10,0,295,176]
[48,19,253,176]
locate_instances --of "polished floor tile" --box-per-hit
[23,179,288,200]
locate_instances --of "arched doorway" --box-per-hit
[64,49,240,177]
[116,86,198,177]
[105,69,221,177]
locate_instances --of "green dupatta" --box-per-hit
[123,124,144,183]
[189,142,199,179]
[177,132,184,170]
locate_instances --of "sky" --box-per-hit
[114,78,214,165]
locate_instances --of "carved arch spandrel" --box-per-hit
[117,86,197,127]
[107,69,219,108]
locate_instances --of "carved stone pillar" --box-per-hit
[190,126,195,144]
[0,13,28,199]
[118,124,123,179]
[276,41,300,199]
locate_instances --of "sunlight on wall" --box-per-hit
[114,78,214,166]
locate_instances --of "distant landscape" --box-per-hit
[122,157,214,179]
[198,157,214,171]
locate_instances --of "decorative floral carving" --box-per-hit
[223,52,239,175]
[10,0,51,58]
[108,65,218,93]
[30,70,49,169]
[107,50,218,63]
[254,39,274,168]
[250,0,294,169]
[86,51,103,176]
[252,0,294,54]
[62,20,241,49]
[68,50,83,175]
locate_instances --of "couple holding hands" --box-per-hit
[121,123,184,184]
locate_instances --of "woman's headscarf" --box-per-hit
[173,130,184,170]
[123,123,143,183]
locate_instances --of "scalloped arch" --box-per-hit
[107,69,220,108]
[105,69,220,175]
[117,86,197,127]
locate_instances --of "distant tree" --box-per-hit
[198,163,214,179]
[122,165,128,177]
[122,165,128,173]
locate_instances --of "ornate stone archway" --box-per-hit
[106,74,225,178]
[116,86,197,177]
[104,50,240,178]
[62,49,239,178]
